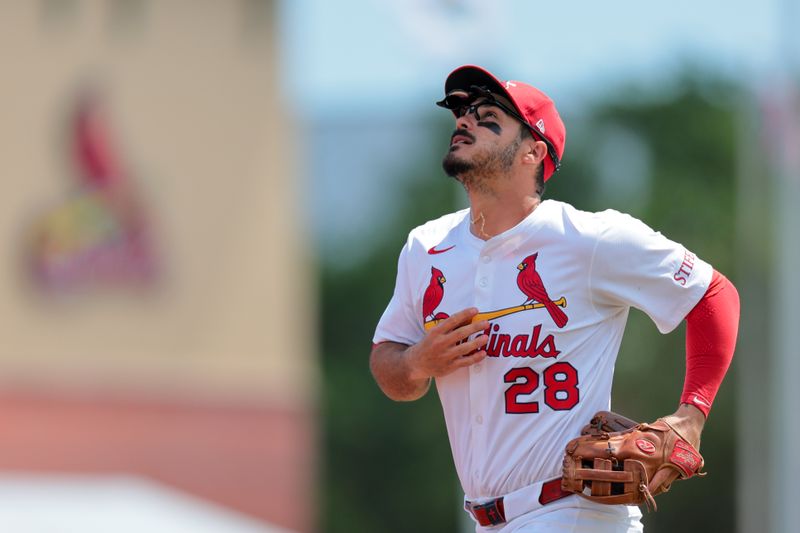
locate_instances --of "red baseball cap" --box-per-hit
[439,65,566,181]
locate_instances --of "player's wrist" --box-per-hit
[663,404,706,448]
[404,344,432,382]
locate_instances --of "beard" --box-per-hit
[442,135,521,193]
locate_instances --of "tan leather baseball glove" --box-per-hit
[561,411,705,511]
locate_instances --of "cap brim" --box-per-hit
[444,65,514,109]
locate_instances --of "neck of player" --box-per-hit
[466,179,541,240]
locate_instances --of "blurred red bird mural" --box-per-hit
[27,87,159,291]
[422,266,448,322]
[516,253,568,328]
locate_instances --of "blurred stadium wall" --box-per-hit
[0,2,316,532]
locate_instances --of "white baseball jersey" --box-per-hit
[373,199,712,501]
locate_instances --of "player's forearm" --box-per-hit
[370,341,432,401]
[680,270,740,417]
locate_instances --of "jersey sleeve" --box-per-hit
[373,239,424,346]
[589,212,713,334]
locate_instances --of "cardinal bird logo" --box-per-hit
[27,87,158,291]
[516,253,568,328]
[422,266,449,322]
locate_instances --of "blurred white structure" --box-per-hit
[0,475,295,533]
[767,1,800,532]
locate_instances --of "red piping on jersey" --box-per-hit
[680,270,740,417]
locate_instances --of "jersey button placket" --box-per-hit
[469,247,493,481]
[475,265,492,293]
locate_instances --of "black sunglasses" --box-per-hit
[436,85,561,173]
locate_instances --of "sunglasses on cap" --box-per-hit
[436,85,561,172]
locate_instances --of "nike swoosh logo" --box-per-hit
[692,396,711,407]
[427,245,455,255]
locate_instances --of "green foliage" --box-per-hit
[319,72,742,533]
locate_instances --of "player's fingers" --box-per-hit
[434,307,479,333]
[449,320,490,343]
[648,468,680,495]
[453,349,487,368]
[451,334,489,357]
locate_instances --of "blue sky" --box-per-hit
[281,0,785,117]
[278,0,790,267]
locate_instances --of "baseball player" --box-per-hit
[370,65,740,532]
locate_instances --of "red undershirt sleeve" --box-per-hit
[680,270,740,417]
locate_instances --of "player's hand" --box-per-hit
[648,403,706,493]
[407,307,489,380]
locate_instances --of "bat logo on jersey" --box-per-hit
[421,253,569,331]
[423,266,450,322]
[516,253,568,328]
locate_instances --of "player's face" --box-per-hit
[442,98,526,184]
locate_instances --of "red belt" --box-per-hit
[464,477,571,527]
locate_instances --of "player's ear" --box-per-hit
[522,147,536,165]
[521,139,547,166]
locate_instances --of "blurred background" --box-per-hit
[0,1,798,532]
